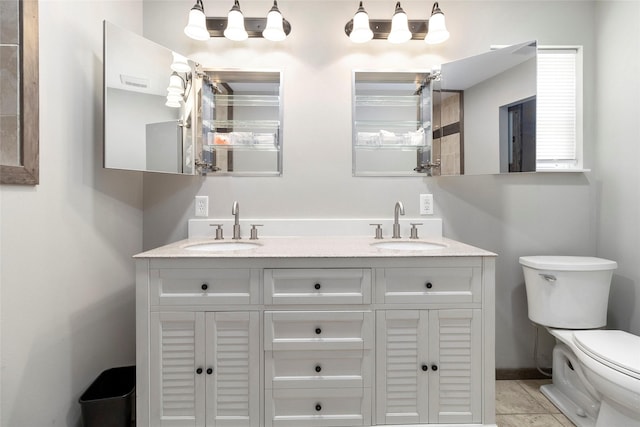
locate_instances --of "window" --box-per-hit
[536,46,583,170]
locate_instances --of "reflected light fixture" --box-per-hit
[262,0,287,41]
[388,2,412,44]
[344,1,450,45]
[171,52,192,73]
[184,0,210,41]
[424,1,449,44]
[183,0,291,41]
[224,0,248,41]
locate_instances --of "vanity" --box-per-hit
[134,230,496,427]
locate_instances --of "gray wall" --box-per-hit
[0,1,144,426]
[140,0,638,372]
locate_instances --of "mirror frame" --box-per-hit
[0,0,39,185]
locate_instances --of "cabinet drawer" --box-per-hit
[150,268,260,306]
[379,267,481,304]
[266,387,371,427]
[265,311,373,351]
[266,350,371,389]
[264,269,371,305]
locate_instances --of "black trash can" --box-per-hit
[79,366,135,427]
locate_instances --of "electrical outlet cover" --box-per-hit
[195,196,209,217]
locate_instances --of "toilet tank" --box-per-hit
[520,256,618,329]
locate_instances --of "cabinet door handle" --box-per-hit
[201,283,209,291]
[206,368,213,375]
[315,328,322,335]
[314,283,321,290]
[421,364,428,371]
[425,282,433,289]
[431,364,438,371]
[315,365,322,373]
[196,368,203,375]
[315,404,322,411]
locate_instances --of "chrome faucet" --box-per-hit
[393,201,405,238]
[232,201,241,239]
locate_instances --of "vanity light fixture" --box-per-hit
[388,2,412,44]
[184,0,210,40]
[344,1,450,44]
[171,52,192,73]
[349,2,374,43]
[224,0,248,41]
[424,2,449,44]
[165,71,193,108]
[183,0,291,41]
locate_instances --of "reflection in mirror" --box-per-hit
[352,71,433,176]
[198,70,282,176]
[434,40,537,175]
[103,21,196,174]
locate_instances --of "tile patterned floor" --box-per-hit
[496,380,576,427]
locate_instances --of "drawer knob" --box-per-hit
[207,368,213,375]
[425,282,433,289]
[421,364,428,371]
[315,404,322,412]
[314,283,321,290]
[196,368,203,375]
[315,365,322,373]
[315,328,322,335]
[201,283,209,291]
[431,364,438,371]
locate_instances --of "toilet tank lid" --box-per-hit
[519,256,618,271]
[573,330,640,379]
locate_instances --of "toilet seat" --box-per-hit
[573,330,640,380]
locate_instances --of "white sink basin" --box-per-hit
[372,241,446,251]
[184,241,261,252]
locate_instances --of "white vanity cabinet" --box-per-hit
[149,311,260,427]
[135,242,496,427]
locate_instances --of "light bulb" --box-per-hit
[262,1,287,41]
[224,0,248,41]
[350,2,373,43]
[424,2,449,44]
[184,0,210,41]
[388,2,412,44]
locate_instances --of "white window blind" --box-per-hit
[537,48,580,167]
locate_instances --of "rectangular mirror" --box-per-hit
[103,21,197,174]
[352,71,433,176]
[434,40,537,176]
[198,69,282,176]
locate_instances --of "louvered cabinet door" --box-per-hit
[375,310,430,425]
[205,311,260,427]
[428,309,482,424]
[150,312,206,427]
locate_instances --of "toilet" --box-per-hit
[520,255,640,427]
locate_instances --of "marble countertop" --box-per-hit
[134,236,496,259]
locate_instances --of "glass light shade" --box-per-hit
[167,74,185,95]
[171,52,192,73]
[165,98,181,108]
[184,8,210,41]
[224,1,248,41]
[262,9,286,41]
[165,93,182,108]
[388,3,412,44]
[350,8,373,43]
[424,10,449,44]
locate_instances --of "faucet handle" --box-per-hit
[249,224,263,240]
[369,224,383,239]
[410,223,423,239]
[209,223,224,240]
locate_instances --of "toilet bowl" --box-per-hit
[520,256,640,427]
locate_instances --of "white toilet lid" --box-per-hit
[573,330,640,380]
[519,256,618,271]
